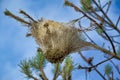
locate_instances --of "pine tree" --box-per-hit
[4,0,120,80]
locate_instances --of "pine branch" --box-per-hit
[19,10,37,22]
[53,63,60,80]
[79,52,107,80]
[4,9,30,25]
[92,0,120,33]
[77,57,113,70]
[64,0,120,60]
[39,68,48,80]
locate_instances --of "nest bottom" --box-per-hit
[44,49,69,63]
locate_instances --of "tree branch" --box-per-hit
[92,0,120,33]
[29,75,39,80]
[116,16,120,27]
[4,9,31,25]
[78,52,107,80]
[78,57,113,70]
[40,68,48,80]
[64,0,120,59]
[53,63,60,80]
[19,10,37,22]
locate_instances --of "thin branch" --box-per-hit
[85,5,117,54]
[92,57,113,68]
[102,2,109,9]
[105,1,111,14]
[19,10,37,22]
[110,60,120,75]
[101,28,117,54]
[98,0,101,7]
[78,52,107,80]
[92,0,120,33]
[112,39,120,45]
[29,75,39,80]
[78,21,96,44]
[53,63,59,80]
[39,74,45,80]
[40,68,48,80]
[79,0,115,34]
[110,35,120,38]
[92,0,112,23]
[77,57,113,70]
[116,16,120,27]
[68,74,72,80]
[4,9,30,25]
[64,0,120,58]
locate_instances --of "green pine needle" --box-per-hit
[30,51,46,69]
[4,9,11,16]
[105,64,112,75]
[96,28,103,35]
[80,0,92,12]
[62,57,73,79]
[19,60,32,78]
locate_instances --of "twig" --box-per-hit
[91,57,113,68]
[111,39,120,45]
[102,2,109,9]
[78,57,113,70]
[29,75,39,80]
[99,34,120,45]
[110,35,120,38]
[86,7,117,55]
[92,0,120,33]
[53,63,59,80]
[79,0,114,32]
[64,0,119,58]
[19,10,37,22]
[4,9,30,25]
[101,28,117,54]
[105,1,111,14]
[40,68,48,80]
[98,0,101,7]
[78,52,107,80]
[110,60,120,75]
[68,75,72,80]
[39,74,45,80]
[116,16,120,27]
[78,21,96,44]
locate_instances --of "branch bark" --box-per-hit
[53,63,60,80]
[64,0,120,60]
[79,52,107,80]
[40,68,48,80]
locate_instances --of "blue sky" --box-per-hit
[0,0,120,80]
